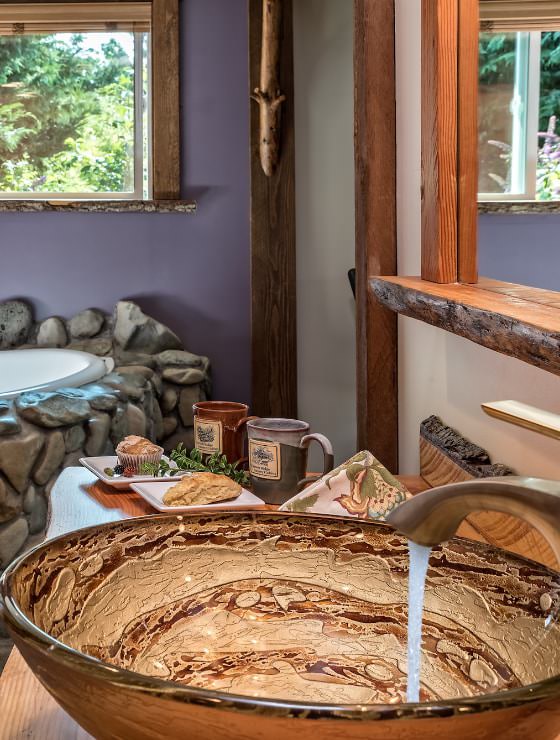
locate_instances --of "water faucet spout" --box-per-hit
[386,476,560,565]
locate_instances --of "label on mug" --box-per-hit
[194,418,223,454]
[249,439,281,480]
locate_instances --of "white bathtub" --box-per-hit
[0,349,114,400]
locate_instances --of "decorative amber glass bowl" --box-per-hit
[2,512,560,739]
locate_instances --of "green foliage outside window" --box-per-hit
[0,33,135,193]
[479,32,560,200]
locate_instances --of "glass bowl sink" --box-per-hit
[2,512,560,739]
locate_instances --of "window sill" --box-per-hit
[478,201,560,215]
[370,275,560,376]
[0,200,197,214]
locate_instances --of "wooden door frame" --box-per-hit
[354,0,398,470]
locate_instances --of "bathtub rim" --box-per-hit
[0,348,114,400]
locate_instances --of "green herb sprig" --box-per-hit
[141,444,250,486]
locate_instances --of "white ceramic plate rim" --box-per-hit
[130,479,264,512]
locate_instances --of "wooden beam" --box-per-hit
[354,0,398,470]
[421,0,458,283]
[457,0,479,283]
[249,0,297,418]
[370,275,560,376]
[151,0,180,199]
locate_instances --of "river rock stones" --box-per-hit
[81,384,121,411]
[0,401,21,436]
[0,300,33,348]
[85,412,111,456]
[0,479,22,524]
[114,302,182,354]
[36,317,68,347]
[155,350,204,369]
[0,298,212,573]
[0,430,44,492]
[162,367,205,385]
[68,337,112,356]
[69,309,105,339]
[16,391,91,428]
[0,516,28,567]
[33,431,65,486]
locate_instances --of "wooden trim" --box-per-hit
[151,0,180,200]
[354,0,398,470]
[421,0,458,284]
[482,400,560,442]
[457,0,478,283]
[370,275,560,376]
[249,0,297,418]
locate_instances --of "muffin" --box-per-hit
[115,435,163,474]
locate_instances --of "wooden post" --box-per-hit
[421,0,459,283]
[354,0,398,470]
[249,0,297,418]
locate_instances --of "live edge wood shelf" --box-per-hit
[370,276,560,376]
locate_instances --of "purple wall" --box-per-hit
[479,214,560,292]
[0,0,251,404]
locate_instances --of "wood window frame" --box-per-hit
[0,0,181,204]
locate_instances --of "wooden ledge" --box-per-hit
[0,200,197,214]
[370,275,560,376]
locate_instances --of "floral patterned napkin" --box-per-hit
[279,450,411,521]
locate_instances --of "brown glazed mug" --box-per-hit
[246,418,334,505]
[193,402,255,464]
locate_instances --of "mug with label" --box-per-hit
[246,418,334,505]
[193,401,255,464]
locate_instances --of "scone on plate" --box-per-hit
[115,435,163,474]
[162,472,241,507]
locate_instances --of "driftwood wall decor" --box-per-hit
[251,0,285,176]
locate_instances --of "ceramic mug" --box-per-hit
[192,401,255,463]
[246,418,334,505]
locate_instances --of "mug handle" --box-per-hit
[296,433,334,492]
[234,416,259,466]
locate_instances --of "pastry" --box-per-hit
[163,472,241,507]
[115,435,163,474]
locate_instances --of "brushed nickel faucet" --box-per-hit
[386,477,560,564]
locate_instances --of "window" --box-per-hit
[0,2,179,202]
[478,2,560,202]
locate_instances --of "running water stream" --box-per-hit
[406,541,432,703]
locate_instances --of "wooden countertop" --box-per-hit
[0,468,556,738]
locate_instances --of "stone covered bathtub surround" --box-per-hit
[0,299,211,569]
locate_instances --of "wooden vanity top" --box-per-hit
[0,468,557,738]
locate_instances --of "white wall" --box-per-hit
[396,0,560,478]
[293,0,356,466]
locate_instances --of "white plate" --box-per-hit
[80,455,184,490]
[130,479,264,512]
